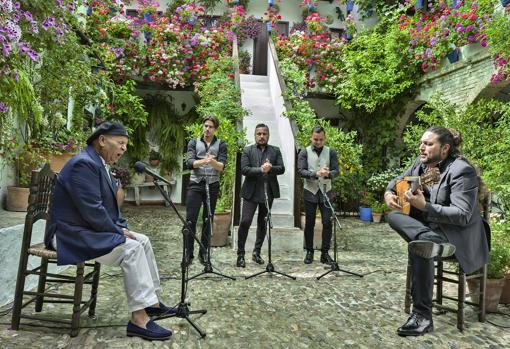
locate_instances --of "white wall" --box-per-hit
[0,149,16,209]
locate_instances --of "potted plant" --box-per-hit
[359,191,375,222]
[148,149,161,167]
[467,220,510,312]
[6,143,47,212]
[371,201,385,223]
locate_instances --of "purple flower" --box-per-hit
[22,11,33,21]
[31,21,39,34]
[0,102,8,113]
[13,1,20,10]
[68,2,75,12]
[430,37,437,46]
[55,0,65,9]
[457,26,465,33]
[480,40,487,47]
[465,25,474,32]
[26,49,40,61]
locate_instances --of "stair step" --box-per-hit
[240,74,269,83]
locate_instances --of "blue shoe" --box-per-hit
[126,319,172,341]
[145,302,177,318]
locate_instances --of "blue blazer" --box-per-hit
[45,146,127,265]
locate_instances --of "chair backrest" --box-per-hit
[22,164,57,246]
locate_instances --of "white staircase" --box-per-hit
[240,74,295,228]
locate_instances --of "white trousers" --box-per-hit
[53,231,162,312]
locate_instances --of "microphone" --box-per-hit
[134,161,173,185]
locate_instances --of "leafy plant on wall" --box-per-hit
[279,58,363,210]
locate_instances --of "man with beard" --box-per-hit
[185,115,227,265]
[385,126,489,336]
[236,124,285,267]
[298,125,339,265]
[45,121,174,341]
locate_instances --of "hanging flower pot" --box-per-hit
[86,6,92,16]
[415,0,425,10]
[143,13,154,23]
[346,1,355,14]
[501,0,510,7]
[308,3,315,9]
[344,30,352,40]
[268,0,274,6]
[266,21,272,32]
[188,16,196,25]
[447,48,460,63]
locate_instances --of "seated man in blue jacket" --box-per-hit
[45,121,173,341]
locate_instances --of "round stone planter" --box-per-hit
[6,186,30,212]
[467,278,505,313]
[212,211,231,247]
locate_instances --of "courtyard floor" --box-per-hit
[0,205,509,349]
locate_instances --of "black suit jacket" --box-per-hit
[386,156,489,274]
[241,144,285,201]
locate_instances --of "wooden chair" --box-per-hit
[11,164,101,337]
[404,218,490,331]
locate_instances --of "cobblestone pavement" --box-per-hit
[1,206,509,349]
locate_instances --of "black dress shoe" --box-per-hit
[408,241,456,259]
[320,252,334,265]
[236,254,246,268]
[304,250,314,264]
[397,313,433,336]
[252,253,264,265]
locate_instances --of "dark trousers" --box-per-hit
[237,198,273,255]
[185,181,219,257]
[388,211,449,320]
[304,199,332,252]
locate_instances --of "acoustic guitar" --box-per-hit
[395,167,440,215]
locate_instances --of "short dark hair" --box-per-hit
[255,123,269,132]
[311,125,325,135]
[203,115,220,128]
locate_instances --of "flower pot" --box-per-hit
[266,21,272,33]
[346,1,355,13]
[415,0,425,10]
[501,0,510,7]
[212,211,231,247]
[268,0,274,5]
[48,153,75,173]
[149,159,160,167]
[344,31,352,40]
[143,13,153,22]
[359,207,372,222]
[301,213,323,249]
[467,278,505,313]
[87,6,92,16]
[500,272,510,304]
[6,186,30,212]
[447,49,460,64]
[372,212,383,223]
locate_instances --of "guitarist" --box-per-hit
[384,126,489,337]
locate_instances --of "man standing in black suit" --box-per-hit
[236,123,285,267]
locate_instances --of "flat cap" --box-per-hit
[86,121,129,145]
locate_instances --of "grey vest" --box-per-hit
[304,145,331,195]
[190,137,221,184]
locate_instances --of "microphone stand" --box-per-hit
[188,174,235,281]
[317,183,363,280]
[246,177,296,280]
[150,180,207,338]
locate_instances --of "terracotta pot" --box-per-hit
[6,186,30,212]
[149,159,160,167]
[48,153,75,173]
[300,213,323,249]
[467,278,505,313]
[212,211,231,247]
[372,212,383,223]
[499,272,510,304]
